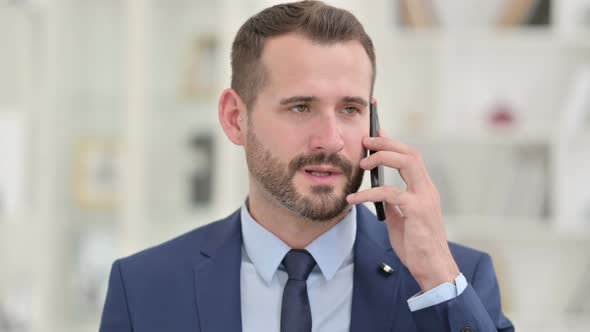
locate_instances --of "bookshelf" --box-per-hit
[0,0,589,332]
[360,0,590,329]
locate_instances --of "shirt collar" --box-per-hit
[240,199,357,285]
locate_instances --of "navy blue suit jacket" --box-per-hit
[99,204,514,331]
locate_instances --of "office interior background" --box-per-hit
[1,0,590,331]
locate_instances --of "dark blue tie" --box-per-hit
[281,249,317,332]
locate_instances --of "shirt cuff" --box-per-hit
[407,273,467,312]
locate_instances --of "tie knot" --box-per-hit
[282,249,316,281]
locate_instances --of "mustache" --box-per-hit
[288,153,353,178]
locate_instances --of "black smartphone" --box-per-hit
[369,102,386,221]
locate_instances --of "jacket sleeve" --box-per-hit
[410,253,514,332]
[99,260,134,332]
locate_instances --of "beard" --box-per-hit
[245,128,364,221]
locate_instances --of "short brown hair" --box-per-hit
[231,0,376,110]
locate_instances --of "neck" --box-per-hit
[246,186,351,249]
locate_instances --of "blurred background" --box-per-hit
[0,0,589,331]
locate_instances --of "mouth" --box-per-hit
[300,165,344,185]
[305,170,334,177]
[302,165,343,176]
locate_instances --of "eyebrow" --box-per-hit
[342,96,369,107]
[279,95,369,107]
[279,96,319,105]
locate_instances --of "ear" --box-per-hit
[371,96,378,106]
[218,88,248,146]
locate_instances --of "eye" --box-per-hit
[342,106,360,115]
[290,104,310,113]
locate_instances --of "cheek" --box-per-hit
[343,134,366,163]
[347,122,368,152]
[252,121,303,160]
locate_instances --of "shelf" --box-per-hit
[445,215,590,242]
[0,220,36,240]
[554,130,590,144]
[386,27,567,50]
[399,130,553,146]
[395,128,590,149]
[560,30,590,50]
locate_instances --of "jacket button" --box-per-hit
[462,327,473,332]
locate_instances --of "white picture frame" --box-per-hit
[74,138,119,210]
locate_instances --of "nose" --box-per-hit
[308,112,345,154]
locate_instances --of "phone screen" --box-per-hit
[369,102,386,221]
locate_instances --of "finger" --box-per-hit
[362,149,429,193]
[363,136,412,155]
[363,136,437,193]
[346,185,408,206]
[360,150,406,170]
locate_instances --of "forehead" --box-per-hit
[258,33,372,98]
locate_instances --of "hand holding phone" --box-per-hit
[369,102,386,221]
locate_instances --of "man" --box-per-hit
[99,1,514,331]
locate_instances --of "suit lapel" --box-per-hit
[193,210,243,332]
[191,205,410,332]
[350,205,406,332]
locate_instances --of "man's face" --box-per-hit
[244,33,372,221]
